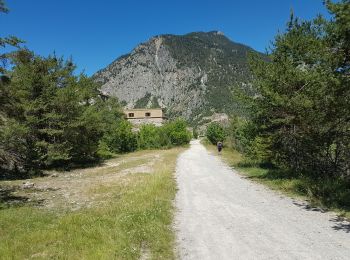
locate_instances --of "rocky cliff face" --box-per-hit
[93,31,260,125]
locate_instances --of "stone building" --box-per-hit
[124,108,166,126]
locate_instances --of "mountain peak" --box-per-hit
[93,32,260,125]
[204,30,225,35]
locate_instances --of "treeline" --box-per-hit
[227,0,350,205]
[0,49,191,178]
[98,119,191,158]
[0,2,191,178]
[0,50,121,177]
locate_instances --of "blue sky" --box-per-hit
[1,0,331,76]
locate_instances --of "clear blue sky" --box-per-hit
[1,0,331,76]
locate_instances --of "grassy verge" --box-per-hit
[203,140,350,220]
[0,148,185,259]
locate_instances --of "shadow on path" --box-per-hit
[292,201,350,233]
[331,216,350,233]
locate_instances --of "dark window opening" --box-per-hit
[128,113,134,117]
[145,112,151,117]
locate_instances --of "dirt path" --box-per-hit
[175,140,350,260]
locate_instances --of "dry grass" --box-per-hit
[0,147,185,259]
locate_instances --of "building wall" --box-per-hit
[124,109,164,119]
[128,117,164,127]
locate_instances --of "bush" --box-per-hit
[96,140,114,159]
[137,124,162,150]
[103,120,137,153]
[163,119,191,146]
[98,118,191,158]
[206,122,226,145]
[137,119,191,150]
[228,116,272,163]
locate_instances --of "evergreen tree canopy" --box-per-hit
[240,0,350,178]
[0,0,24,75]
[0,50,123,177]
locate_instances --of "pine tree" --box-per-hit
[1,50,124,176]
[241,1,350,178]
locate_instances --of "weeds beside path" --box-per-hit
[0,148,185,259]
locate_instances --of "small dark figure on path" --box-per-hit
[217,141,223,155]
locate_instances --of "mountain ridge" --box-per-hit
[93,31,261,125]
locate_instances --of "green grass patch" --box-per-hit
[0,148,184,259]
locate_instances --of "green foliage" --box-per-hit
[0,0,24,75]
[96,140,114,159]
[137,119,191,149]
[163,119,191,146]
[0,118,35,178]
[134,92,151,108]
[102,120,137,153]
[137,124,163,149]
[165,31,265,122]
[228,116,273,163]
[134,94,160,109]
[206,122,226,145]
[150,96,160,108]
[233,1,350,181]
[0,45,189,177]
[0,50,124,177]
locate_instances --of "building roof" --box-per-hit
[124,108,163,112]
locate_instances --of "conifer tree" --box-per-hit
[240,1,350,178]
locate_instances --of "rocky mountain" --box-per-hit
[93,31,261,125]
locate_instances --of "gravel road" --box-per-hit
[175,140,350,260]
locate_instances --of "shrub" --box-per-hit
[100,119,191,156]
[137,119,191,149]
[163,119,191,146]
[137,124,162,150]
[96,140,114,159]
[104,120,137,153]
[206,122,226,145]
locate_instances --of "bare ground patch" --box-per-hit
[1,151,164,211]
[1,147,185,259]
